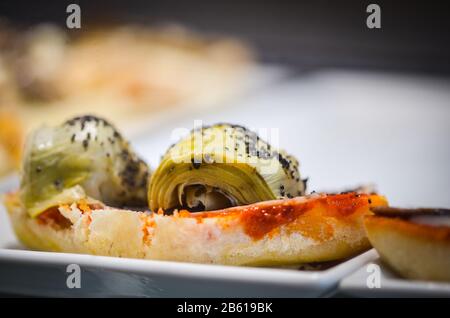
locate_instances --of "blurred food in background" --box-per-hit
[0,20,255,176]
[0,112,22,176]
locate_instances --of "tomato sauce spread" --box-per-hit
[181,193,378,240]
[37,201,103,228]
[241,193,371,239]
[37,207,72,229]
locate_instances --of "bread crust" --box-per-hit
[4,192,387,266]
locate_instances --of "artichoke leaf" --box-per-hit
[20,115,150,217]
[149,123,306,212]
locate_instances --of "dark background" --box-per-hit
[1,0,449,77]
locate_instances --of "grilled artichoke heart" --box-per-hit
[21,115,150,217]
[149,124,306,211]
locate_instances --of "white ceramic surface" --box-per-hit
[0,248,376,297]
[339,255,450,297]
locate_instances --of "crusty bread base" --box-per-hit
[5,193,373,266]
[364,216,450,282]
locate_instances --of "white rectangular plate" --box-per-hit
[0,176,380,297]
[0,174,377,297]
[0,248,376,297]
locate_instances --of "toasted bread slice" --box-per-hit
[4,192,387,266]
[364,215,450,282]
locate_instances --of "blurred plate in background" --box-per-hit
[339,257,450,297]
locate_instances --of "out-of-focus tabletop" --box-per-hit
[134,70,450,208]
